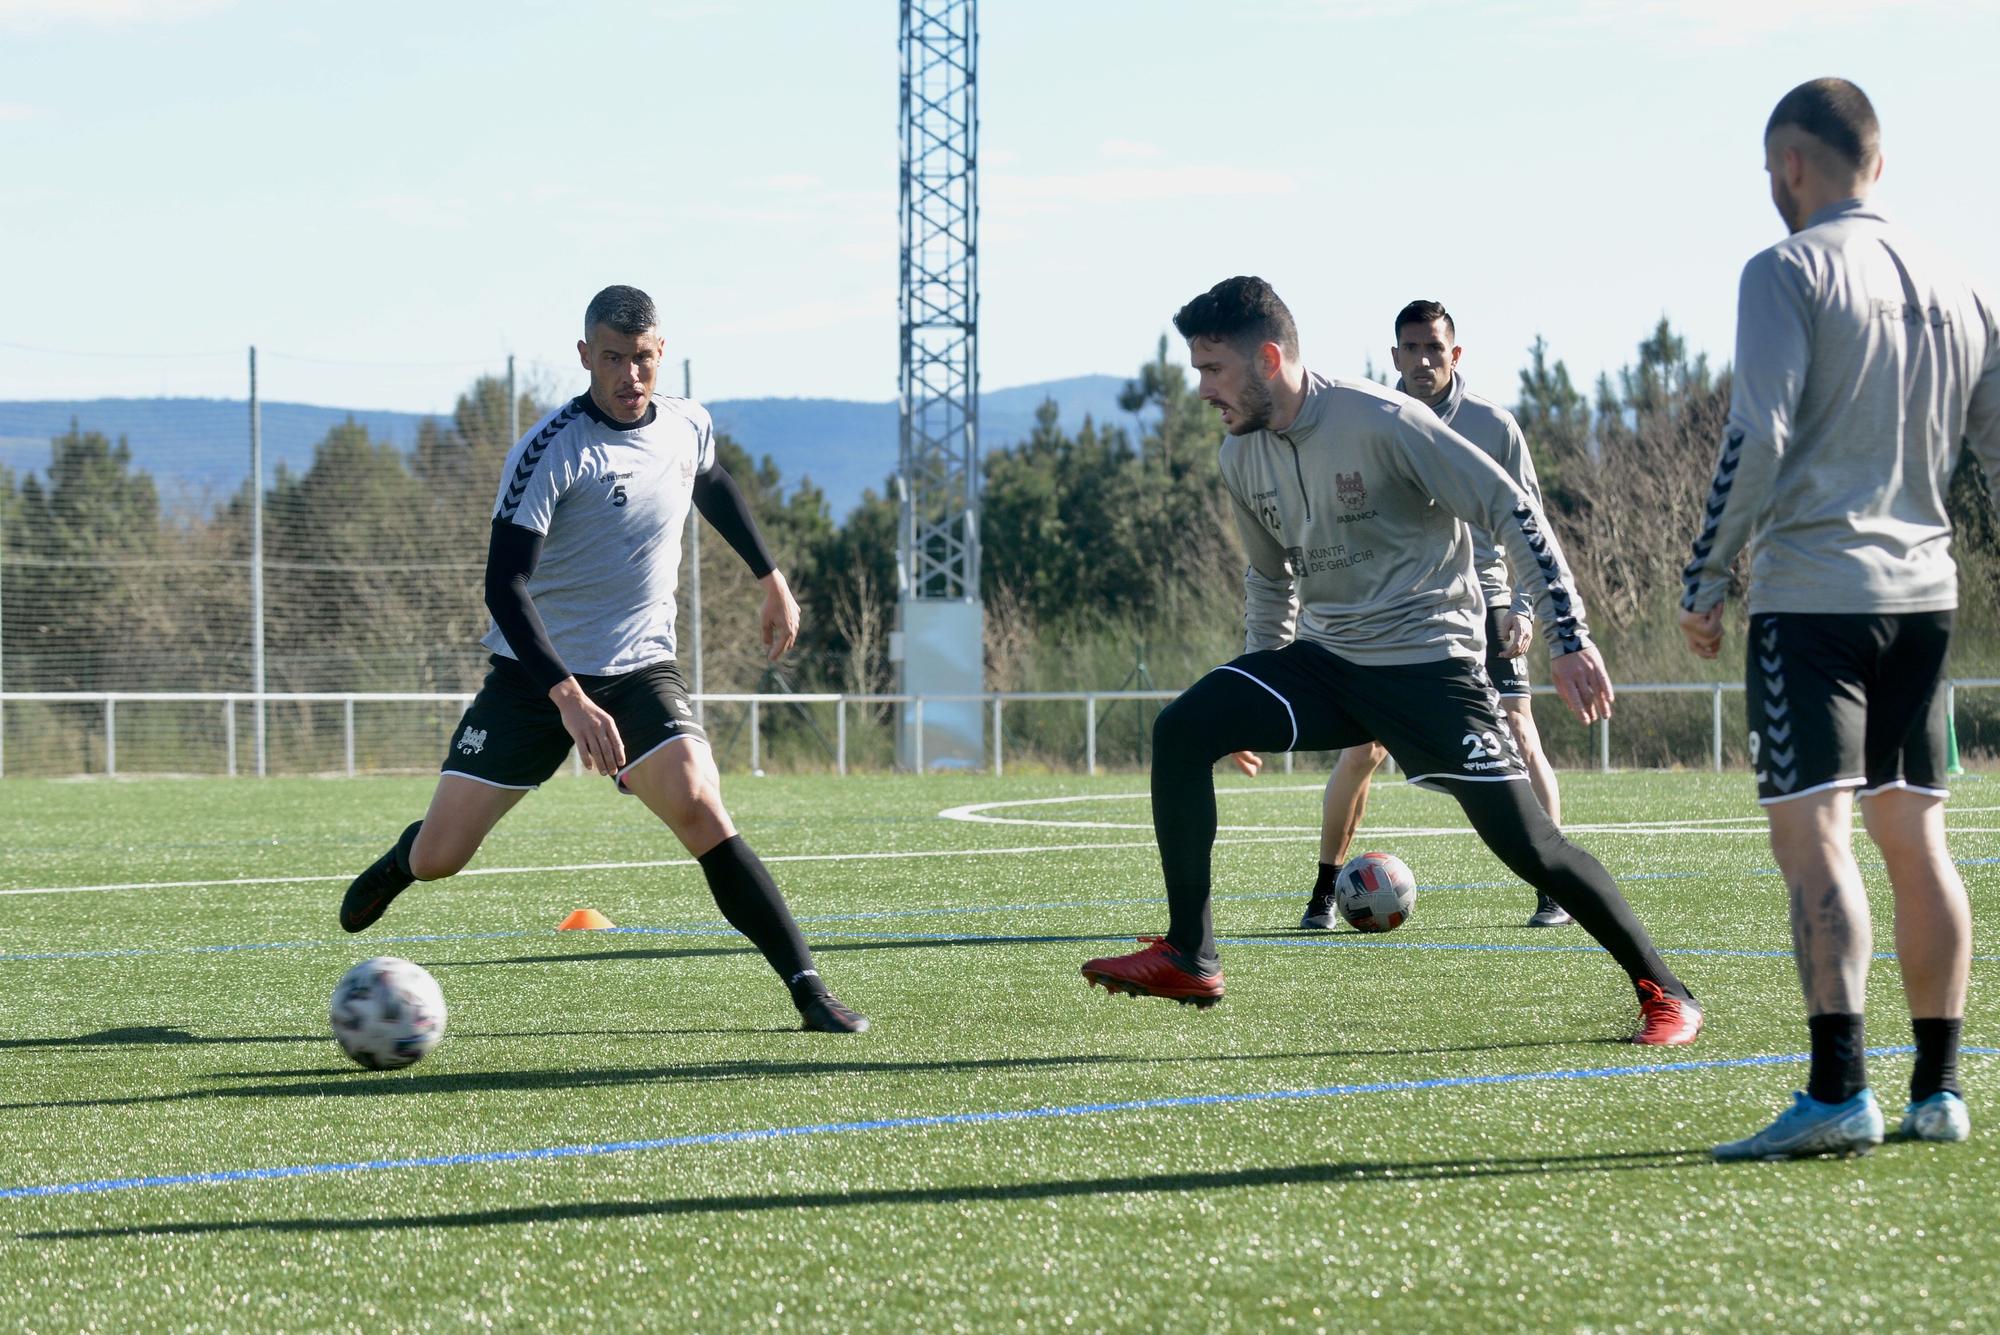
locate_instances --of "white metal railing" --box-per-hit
[0,680,1993,779]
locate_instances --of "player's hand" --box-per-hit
[550,678,626,776]
[1230,750,1263,777]
[760,571,800,662]
[1550,644,1615,725]
[1678,602,1725,660]
[1496,610,1533,659]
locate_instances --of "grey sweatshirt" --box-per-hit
[1683,198,2000,615]
[1404,372,1546,618]
[1218,372,1591,665]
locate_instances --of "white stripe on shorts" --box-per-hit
[1214,665,1298,751]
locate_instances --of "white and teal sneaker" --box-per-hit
[1891,1091,1970,1143]
[1713,1090,1885,1162]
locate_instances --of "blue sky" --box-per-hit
[2,0,1994,415]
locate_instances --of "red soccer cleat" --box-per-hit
[1081,936,1224,1009]
[1630,979,1704,1045]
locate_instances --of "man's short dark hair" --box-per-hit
[1172,276,1299,359]
[584,285,659,338]
[1394,299,1454,343]
[1766,78,1879,171]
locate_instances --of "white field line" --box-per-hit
[6,799,1995,901]
[939,792,2000,836]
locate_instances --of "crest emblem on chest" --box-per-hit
[1335,470,1367,508]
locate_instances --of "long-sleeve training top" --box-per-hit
[1217,371,1591,665]
[1404,372,1546,619]
[1682,198,2000,616]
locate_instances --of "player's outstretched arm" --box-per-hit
[1550,644,1615,725]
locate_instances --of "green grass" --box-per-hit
[1,769,1996,1331]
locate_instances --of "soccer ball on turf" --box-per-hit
[1334,851,1416,933]
[330,956,447,1070]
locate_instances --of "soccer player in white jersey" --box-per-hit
[1280,300,1571,932]
[1082,276,1703,1046]
[339,285,867,1034]
[1683,81,1999,1158]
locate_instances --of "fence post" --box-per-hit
[1599,716,1611,773]
[249,346,267,779]
[914,696,925,773]
[1284,750,1294,774]
[225,700,237,777]
[836,697,848,776]
[1712,684,1724,773]
[991,695,1003,777]
[344,698,356,777]
[1085,695,1097,777]
[105,698,117,777]
[750,698,762,773]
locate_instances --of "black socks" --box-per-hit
[1314,862,1340,898]
[1807,1012,1867,1105]
[1911,1017,1963,1103]
[392,820,422,879]
[695,836,824,1004]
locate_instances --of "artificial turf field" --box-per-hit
[2,769,1996,1332]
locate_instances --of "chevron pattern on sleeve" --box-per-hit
[496,403,582,522]
[1509,499,1585,655]
[1680,427,1744,611]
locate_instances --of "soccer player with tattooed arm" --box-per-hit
[1082,276,1704,1046]
[1683,80,2000,1160]
[337,284,868,1034]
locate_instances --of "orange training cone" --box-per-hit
[558,908,615,931]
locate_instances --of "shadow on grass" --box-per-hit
[0,1026,784,1055]
[1,1035,1610,1113]
[20,1147,1713,1241]
[0,1027,324,1050]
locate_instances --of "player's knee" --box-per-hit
[1152,696,1210,762]
[407,836,468,882]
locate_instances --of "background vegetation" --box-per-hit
[3,321,1995,773]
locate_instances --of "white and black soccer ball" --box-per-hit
[330,956,447,1070]
[1335,851,1416,933]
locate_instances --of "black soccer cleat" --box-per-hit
[339,822,421,933]
[1300,890,1340,931]
[798,994,870,1034]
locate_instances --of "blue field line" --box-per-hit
[6,1045,1994,1204]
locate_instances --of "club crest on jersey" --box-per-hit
[456,727,488,755]
[1336,470,1367,508]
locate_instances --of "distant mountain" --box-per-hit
[0,374,1143,519]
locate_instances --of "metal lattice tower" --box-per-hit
[899,0,979,602]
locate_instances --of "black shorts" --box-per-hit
[1484,605,1531,699]
[1745,611,1951,806]
[1219,640,1526,791]
[440,655,707,792]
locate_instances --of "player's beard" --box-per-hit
[1771,175,1805,234]
[1226,371,1276,435]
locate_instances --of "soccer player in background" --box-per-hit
[338,285,869,1034]
[1684,80,1999,1158]
[1082,276,1703,1045]
[1275,300,1571,932]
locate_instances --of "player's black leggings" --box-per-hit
[1150,666,1691,1000]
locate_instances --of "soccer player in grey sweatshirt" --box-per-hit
[1082,276,1703,1046]
[1279,300,1571,933]
[1684,80,2000,1160]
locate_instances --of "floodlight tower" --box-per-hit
[896,0,983,769]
